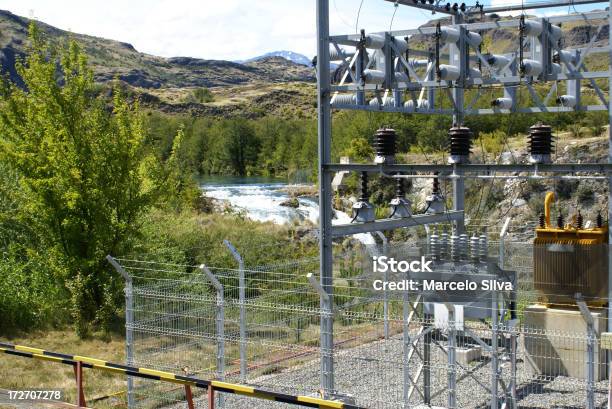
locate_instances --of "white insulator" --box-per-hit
[410,59,429,68]
[550,63,562,75]
[450,232,460,261]
[404,99,429,112]
[369,97,395,107]
[522,59,542,76]
[430,230,440,261]
[439,65,460,81]
[459,234,469,260]
[487,54,510,69]
[470,235,480,262]
[492,97,513,109]
[365,34,385,49]
[393,37,409,54]
[440,27,460,44]
[441,231,449,260]
[469,67,482,79]
[479,233,488,261]
[332,94,357,106]
[556,50,577,65]
[395,72,409,83]
[329,48,354,62]
[363,69,385,84]
[465,31,482,48]
[557,94,576,107]
[549,25,562,42]
[523,20,543,36]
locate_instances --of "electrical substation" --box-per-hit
[105,0,612,408]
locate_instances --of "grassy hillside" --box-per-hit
[0,9,314,90]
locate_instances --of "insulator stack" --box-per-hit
[539,213,545,228]
[440,229,449,260]
[557,213,564,229]
[576,211,583,229]
[479,230,488,261]
[433,177,440,195]
[360,172,369,202]
[353,171,376,223]
[448,126,473,164]
[459,233,469,260]
[396,177,405,197]
[373,127,397,164]
[470,233,480,262]
[597,211,604,228]
[430,228,440,261]
[528,123,554,164]
[450,230,460,261]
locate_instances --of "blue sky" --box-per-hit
[1,0,603,61]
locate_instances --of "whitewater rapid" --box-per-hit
[201,178,376,246]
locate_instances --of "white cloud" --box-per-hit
[0,0,429,60]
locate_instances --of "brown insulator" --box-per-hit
[576,211,583,229]
[557,213,564,229]
[539,213,545,228]
[597,211,604,228]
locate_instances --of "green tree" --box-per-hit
[0,24,162,336]
[224,119,260,176]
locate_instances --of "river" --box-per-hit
[201,176,376,246]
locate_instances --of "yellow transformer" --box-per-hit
[534,192,608,306]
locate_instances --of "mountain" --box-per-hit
[239,51,312,67]
[0,10,315,90]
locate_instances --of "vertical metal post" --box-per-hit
[375,231,389,339]
[452,15,466,235]
[447,305,457,409]
[423,313,432,404]
[73,361,86,408]
[185,385,195,409]
[608,0,612,363]
[200,264,225,408]
[403,287,410,407]
[491,291,499,409]
[223,240,247,383]
[317,0,335,397]
[498,218,517,408]
[106,255,134,408]
[208,386,215,409]
[577,297,595,409]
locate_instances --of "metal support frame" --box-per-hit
[199,264,225,408]
[106,255,134,408]
[315,0,612,406]
[223,240,247,383]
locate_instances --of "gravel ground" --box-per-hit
[169,332,608,409]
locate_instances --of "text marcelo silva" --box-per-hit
[372,279,514,291]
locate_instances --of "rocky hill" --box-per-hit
[0,9,314,90]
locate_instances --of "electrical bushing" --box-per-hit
[373,127,397,164]
[352,172,376,223]
[528,123,554,164]
[389,177,412,218]
[448,126,472,164]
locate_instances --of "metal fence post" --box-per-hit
[577,295,596,409]
[374,231,389,339]
[200,264,225,408]
[402,288,410,407]
[106,255,134,408]
[447,303,457,409]
[223,240,247,383]
[491,290,499,409]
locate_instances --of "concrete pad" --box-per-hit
[524,305,607,380]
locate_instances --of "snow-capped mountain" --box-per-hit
[238,51,312,67]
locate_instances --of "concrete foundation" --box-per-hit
[524,304,607,381]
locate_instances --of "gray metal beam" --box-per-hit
[383,0,457,15]
[477,0,606,15]
[331,211,464,237]
[324,163,612,173]
[330,11,607,43]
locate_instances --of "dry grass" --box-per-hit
[0,330,127,408]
